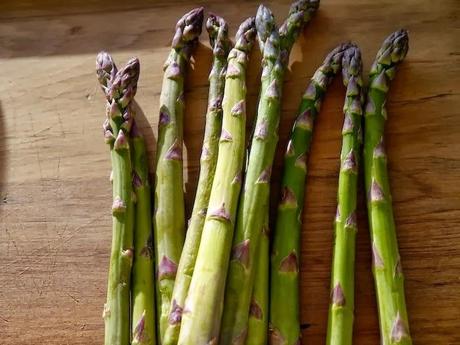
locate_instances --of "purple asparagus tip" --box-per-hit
[172,7,204,49]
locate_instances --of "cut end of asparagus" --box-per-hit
[235,17,257,53]
[206,14,232,57]
[172,7,205,49]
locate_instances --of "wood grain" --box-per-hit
[0,0,459,344]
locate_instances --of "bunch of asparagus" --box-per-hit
[95,2,412,345]
[97,52,156,345]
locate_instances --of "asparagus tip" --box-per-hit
[289,0,321,18]
[376,29,409,66]
[255,5,276,50]
[206,14,232,57]
[278,0,320,52]
[172,7,205,49]
[234,16,257,53]
[96,51,118,92]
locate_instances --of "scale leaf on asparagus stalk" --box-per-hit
[131,121,156,345]
[162,14,231,345]
[153,7,204,341]
[326,44,364,345]
[177,17,256,345]
[364,30,412,345]
[269,43,349,345]
[220,2,319,344]
[96,52,140,345]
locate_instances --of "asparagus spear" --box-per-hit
[269,43,349,345]
[131,121,156,345]
[364,30,412,345]
[221,2,319,343]
[162,14,231,345]
[154,8,204,341]
[326,45,363,345]
[177,17,256,345]
[246,208,270,345]
[96,52,140,345]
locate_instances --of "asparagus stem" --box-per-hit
[269,43,349,345]
[131,121,156,345]
[246,208,270,345]
[221,2,319,343]
[96,52,140,345]
[364,30,412,345]
[153,8,204,341]
[162,14,231,345]
[177,18,257,345]
[326,45,364,345]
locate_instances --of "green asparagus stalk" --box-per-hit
[221,2,319,343]
[131,120,156,345]
[269,43,349,345]
[154,8,204,341]
[162,14,231,345]
[364,30,412,345]
[246,208,270,345]
[176,17,256,345]
[326,45,363,345]
[96,52,140,345]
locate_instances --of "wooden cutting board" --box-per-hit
[1,0,459,344]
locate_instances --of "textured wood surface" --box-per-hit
[1,0,459,344]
